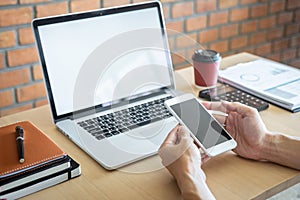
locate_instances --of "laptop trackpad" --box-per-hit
[108,118,178,155]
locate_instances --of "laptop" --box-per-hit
[32,1,181,170]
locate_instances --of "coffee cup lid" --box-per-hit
[192,49,221,63]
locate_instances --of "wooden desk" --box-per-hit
[1,53,299,199]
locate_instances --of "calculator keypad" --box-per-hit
[199,85,269,112]
[212,90,268,110]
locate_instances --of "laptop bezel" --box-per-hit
[32,1,175,123]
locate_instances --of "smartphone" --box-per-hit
[164,93,237,156]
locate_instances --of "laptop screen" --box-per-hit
[33,2,173,119]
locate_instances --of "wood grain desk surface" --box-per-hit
[1,52,299,199]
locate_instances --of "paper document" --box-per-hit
[218,59,300,112]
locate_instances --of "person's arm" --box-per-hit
[260,133,300,170]
[158,125,215,200]
[176,171,215,200]
[203,101,300,170]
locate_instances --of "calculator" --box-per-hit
[198,83,269,111]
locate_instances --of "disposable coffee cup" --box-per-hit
[192,50,221,87]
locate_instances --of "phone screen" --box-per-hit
[170,99,232,148]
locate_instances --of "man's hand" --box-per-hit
[202,101,268,161]
[159,125,215,200]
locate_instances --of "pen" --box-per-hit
[15,126,25,163]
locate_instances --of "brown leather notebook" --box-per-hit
[0,121,66,179]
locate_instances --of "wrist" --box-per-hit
[177,170,215,200]
[258,132,280,161]
[258,132,300,169]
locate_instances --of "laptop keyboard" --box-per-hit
[77,96,173,140]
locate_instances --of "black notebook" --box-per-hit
[0,156,81,199]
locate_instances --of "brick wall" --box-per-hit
[0,0,299,116]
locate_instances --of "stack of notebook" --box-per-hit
[0,121,81,199]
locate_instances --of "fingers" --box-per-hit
[201,153,210,164]
[203,101,256,117]
[212,115,227,125]
[221,101,257,117]
[176,126,191,142]
[160,124,180,148]
[202,102,227,124]
[202,101,227,113]
[201,101,212,110]
[158,127,194,167]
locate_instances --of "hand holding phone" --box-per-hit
[164,94,236,156]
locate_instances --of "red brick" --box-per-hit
[166,20,184,33]
[241,20,257,33]
[219,0,238,9]
[20,0,50,3]
[268,27,284,40]
[0,68,30,89]
[103,0,131,7]
[259,16,276,29]
[187,48,197,62]
[270,0,285,13]
[287,0,300,10]
[209,11,228,26]
[290,35,300,47]
[16,82,46,102]
[33,64,44,80]
[267,52,281,62]
[0,53,4,69]
[197,0,216,13]
[71,0,100,12]
[0,31,15,48]
[162,5,169,19]
[186,15,207,32]
[250,32,267,45]
[220,23,238,38]
[199,28,218,44]
[172,1,193,18]
[18,27,34,45]
[161,0,178,2]
[272,39,289,52]
[0,90,14,107]
[296,9,300,21]
[36,2,68,18]
[176,33,197,49]
[199,28,218,43]
[171,51,186,66]
[231,36,248,49]
[0,104,32,117]
[0,7,32,27]
[230,7,249,22]
[168,37,175,50]
[285,23,300,36]
[7,47,38,67]
[35,99,48,107]
[278,12,293,24]
[131,0,146,2]
[209,40,228,53]
[0,0,16,6]
[240,0,256,4]
[289,59,300,69]
[255,43,271,55]
[162,0,178,3]
[243,47,255,54]
[251,4,267,18]
[281,48,297,61]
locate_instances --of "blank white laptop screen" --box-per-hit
[38,7,172,116]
